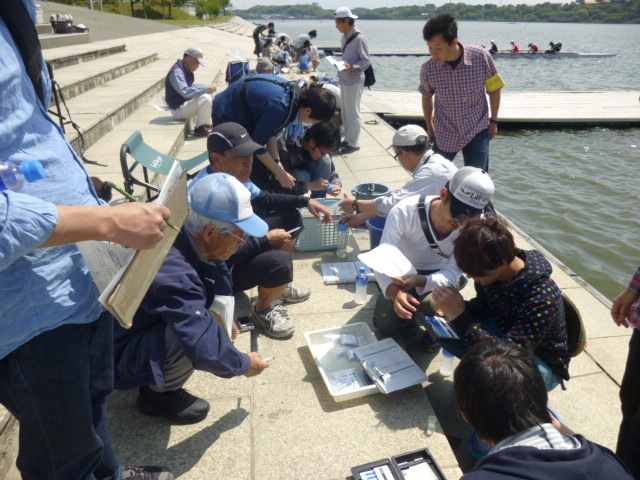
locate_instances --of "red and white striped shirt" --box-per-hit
[418,44,501,153]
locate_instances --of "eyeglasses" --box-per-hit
[224,230,249,243]
[393,149,402,161]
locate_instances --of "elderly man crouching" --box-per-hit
[113,173,270,425]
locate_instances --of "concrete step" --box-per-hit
[59,27,253,157]
[45,44,127,70]
[53,51,159,100]
[36,23,53,34]
[40,32,91,50]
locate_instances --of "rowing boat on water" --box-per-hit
[492,50,616,58]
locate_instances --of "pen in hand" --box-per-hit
[108,181,180,232]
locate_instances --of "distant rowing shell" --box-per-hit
[491,50,616,58]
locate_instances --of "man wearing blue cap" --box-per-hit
[113,173,271,425]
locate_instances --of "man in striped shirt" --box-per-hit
[419,13,504,172]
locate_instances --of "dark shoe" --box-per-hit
[193,125,211,137]
[121,466,174,480]
[339,140,349,148]
[203,124,213,129]
[340,145,360,154]
[136,387,210,424]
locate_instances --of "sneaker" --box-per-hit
[251,303,295,338]
[340,145,360,155]
[278,282,311,303]
[136,386,210,424]
[193,125,211,137]
[339,140,349,148]
[121,466,174,480]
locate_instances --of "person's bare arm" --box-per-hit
[256,137,295,189]
[488,90,501,140]
[422,95,435,143]
[40,202,170,250]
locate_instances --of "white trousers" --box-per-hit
[340,81,364,148]
[170,93,212,128]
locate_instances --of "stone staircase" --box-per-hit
[41,25,256,196]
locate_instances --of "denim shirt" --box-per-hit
[0,3,104,359]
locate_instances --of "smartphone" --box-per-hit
[235,315,255,332]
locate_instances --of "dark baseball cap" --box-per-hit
[207,122,263,156]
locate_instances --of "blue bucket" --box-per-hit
[366,216,387,250]
[352,183,390,200]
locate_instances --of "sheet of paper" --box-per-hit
[327,55,347,71]
[353,338,429,394]
[320,261,374,285]
[78,241,136,294]
[358,244,417,278]
[402,462,440,480]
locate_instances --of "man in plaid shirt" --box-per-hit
[611,267,640,478]
[419,13,504,172]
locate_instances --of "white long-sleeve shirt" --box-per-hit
[376,195,462,297]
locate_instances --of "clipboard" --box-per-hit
[106,168,189,328]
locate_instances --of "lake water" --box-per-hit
[259,19,640,301]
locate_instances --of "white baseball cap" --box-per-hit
[448,167,494,221]
[189,173,268,238]
[335,7,358,19]
[184,47,206,67]
[389,125,429,149]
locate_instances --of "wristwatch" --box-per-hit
[489,118,499,125]
[352,200,359,213]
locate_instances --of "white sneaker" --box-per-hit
[278,282,311,303]
[251,303,295,338]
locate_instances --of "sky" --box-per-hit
[231,0,569,10]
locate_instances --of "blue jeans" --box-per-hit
[433,127,490,172]
[0,312,119,480]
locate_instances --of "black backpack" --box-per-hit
[343,31,375,89]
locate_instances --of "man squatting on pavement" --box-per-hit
[339,124,457,227]
[194,122,333,339]
[113,174,271,425]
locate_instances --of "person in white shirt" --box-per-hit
[372,167,494,341]
[292,30,317,56]
[339,124,457,227]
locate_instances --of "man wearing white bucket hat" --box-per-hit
[334,6,370,154]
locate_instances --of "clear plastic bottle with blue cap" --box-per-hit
[336,219,348,258]
[0,159,46,192]
[355,266,368,304]
[439,350,455,377]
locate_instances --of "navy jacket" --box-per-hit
[165,60,194,110]
[463,435,632,479]
[211,74,294,146]
[113,232,250,390]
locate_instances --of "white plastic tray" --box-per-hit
[304,322,380,402]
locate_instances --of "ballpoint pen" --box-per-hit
[108,181,180,232]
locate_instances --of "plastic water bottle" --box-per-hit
[0,159,45,192]
[326,184,334,193]
[439,350,455,377]
[336,220,348,258]
[355,266,368,304]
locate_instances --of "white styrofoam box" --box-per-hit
[304,322,380,402]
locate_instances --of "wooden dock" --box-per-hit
[318,46,427,57]
[361,90,640,126]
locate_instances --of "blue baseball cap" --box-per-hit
[188,173,268,238]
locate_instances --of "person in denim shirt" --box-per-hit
[0,2,171,478]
